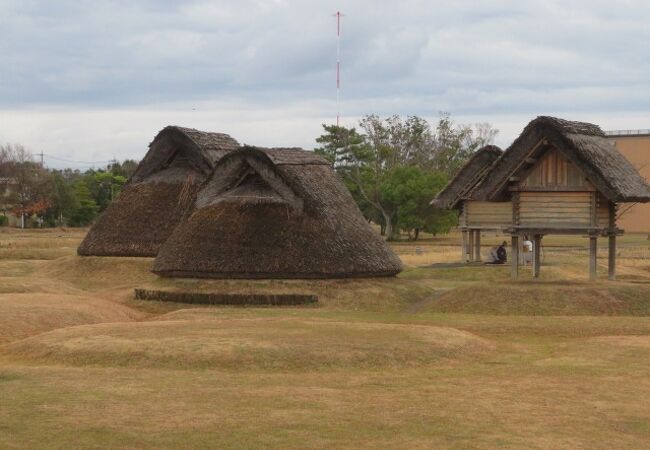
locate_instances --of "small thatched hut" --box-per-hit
[78,126,239,256]
[435,116,650,280]
[152,146,403,279]
[431,145,503,262]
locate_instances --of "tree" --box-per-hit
[68,181,98,226]
[46,172,78,226]
[314,125,366,166]
[0,144,52,228]
[380,166,455,240]
[108,159,138,179]
[314,113,497,240]
[82,170,127,212]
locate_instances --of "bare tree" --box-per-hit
[0,144,52,228]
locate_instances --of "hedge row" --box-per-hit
[133,289,318,306]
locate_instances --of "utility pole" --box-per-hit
[39,151,44,168]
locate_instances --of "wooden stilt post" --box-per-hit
[533,235,542,278]
[608,202,617,281]
[461,230,469,263]
[608,234,616,281]
[589,235,598,281]
[511,235,519,280]
[475,230,482,262]
[468,230,475,263]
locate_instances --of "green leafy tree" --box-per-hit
[46,172,78,226]
[314,113,497,240]
[380,166,455,240]
[68,181,98,226]
[82,171,127,212]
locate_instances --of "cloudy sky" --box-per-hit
[1,0,649,169]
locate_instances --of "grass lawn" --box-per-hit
[0,227,649,449]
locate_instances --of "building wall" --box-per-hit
[464,201,512,228]
[608,135,650,233]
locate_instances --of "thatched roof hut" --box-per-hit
[473,116,650,202]
[78,126,239,256]
[152,146,403,279]
[430,145,502,209]
[433,116,650,280]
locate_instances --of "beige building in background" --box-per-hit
[607,130,650,233]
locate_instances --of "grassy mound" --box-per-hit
[142,274,435,313]
[39,256,157,290]
[3,317,493,370]
[537,335,650,370]
[0,293,142,344]
[424,284,650,316]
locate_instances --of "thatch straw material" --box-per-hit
[431,145,502,209]
[474,117,650,202]
[78,126,239,256]
[153,146,403,279]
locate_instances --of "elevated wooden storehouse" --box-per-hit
[431,145,506,262]
[152,146,403,279]
[471,116,650,280]
[78,126,239,256]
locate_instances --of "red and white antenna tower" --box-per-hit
[334,11,344,127]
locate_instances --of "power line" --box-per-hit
[42,153,115,165]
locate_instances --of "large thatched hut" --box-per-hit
[152,146,403,279]
[78,126,239,256]
[431,145,503,262]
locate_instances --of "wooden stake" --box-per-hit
[461,230,468,263]
[533,235,542,278]
[468,230,475,263]
[608,234,616,281]
[589,236,597,281]
[475,230,482,262]
[511,235,519,280]
[608,202,617,281]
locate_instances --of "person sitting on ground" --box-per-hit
[486,241,508,264]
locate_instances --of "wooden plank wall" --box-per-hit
[519,192,591,227]
[466,201,512,228]
[596,193,610,228]
[522,149,589,188]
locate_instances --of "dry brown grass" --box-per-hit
[0,293,142,344]
[3,317,492,370]
[0,227,649,449]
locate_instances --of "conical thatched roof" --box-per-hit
[152,146,403,279]
[430,145,502,209]
[474,117,650,202]
[78,126,239,257]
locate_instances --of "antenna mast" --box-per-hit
[334,11,343,127]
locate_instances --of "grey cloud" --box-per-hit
[0,0,649,162]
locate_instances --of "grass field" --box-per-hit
[0,227,649,449]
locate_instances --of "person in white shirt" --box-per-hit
[522,236,533,265]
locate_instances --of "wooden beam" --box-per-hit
[608,202,617,281]
[468,230,475,262]
[474,230,482,262]
[590,192,598,228]
[533,235,542,278]
[589,236,598,281]
[608,234,616,281]
[461,230,469,263]
[511,235,519,280]
[505,226,607,235]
